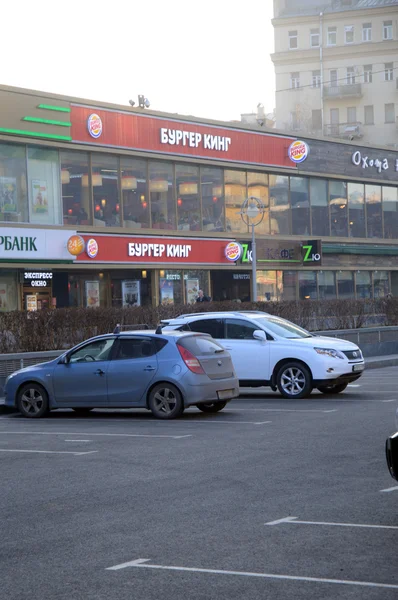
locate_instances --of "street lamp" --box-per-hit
[239,196,265,302]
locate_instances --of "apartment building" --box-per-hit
[272,0,398,147]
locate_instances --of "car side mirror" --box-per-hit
[253,330,267,342]
[386,432,398,481]
[58,354,70,365]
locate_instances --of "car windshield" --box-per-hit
[254,317,312,339]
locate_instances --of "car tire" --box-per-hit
[317,383,348,394]
[17,383,49,418]
[276,362,312,399]
[148,383,184,420]
[72,408,94,415]
[197,401,228,413]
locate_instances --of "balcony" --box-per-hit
[323,122,363,140]
[323,83,362,99]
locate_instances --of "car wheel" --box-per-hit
[197,401,228,413]
[17,383,49,418]
[317,383,348,394]
[277,362,312,399]
[72,408,94,415]
[148,383,184,419]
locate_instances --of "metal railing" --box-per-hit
[323,121,362,139]
[323,83,362,98]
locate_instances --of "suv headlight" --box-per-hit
[314,347,345,360]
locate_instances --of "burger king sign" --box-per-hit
[87,113,103,139]
[288,140,309,164]
[225,242,242,262]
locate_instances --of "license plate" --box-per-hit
[352,364,365,372]
[217,389,234,400]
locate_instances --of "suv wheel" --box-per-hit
[276,362,312,399]
[197,401,227,413]
[148,383,184,419]
[17,383,49,418]
[317,383,348,395]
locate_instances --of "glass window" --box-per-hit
[385,103,395,123]
[201,167,224,232]
[347,107,357,124]
[382,186,398,239]
[328,27,337,46]
[337,272,355,298]
[362,23,372,42]
[364,65,372,83]
[318,271,336,299]
[255,316,311,339]
[347,67,355,85]
[290,177,310,235]
[356,271,372,299]
[0,270,19,311]
[121,157,149,230]
[256,271,278,301]
[248,172,269,234]
[0,143,28,223]
[159,271,183,305]
[69,338,115,363]
[345,25,354,44]
[27,147,61,225]
[364,105,374,125]
[312,70,321,88]
[188,318,224,339]
[150,162,175,230]
[385,63,394,81]
[289,30,298,49]
[310,28,320,47]
[348,182,365,238]
[60,151,91,226]
[290,72,300,89]
[92,154,120,227]
[114,337,156,360]
[383,20,393,40]
[225,170,247,233]
[270,175,290,235]
[184,270,210,303]
[373,271,389,298]
[311,179,329,236]
[282,271,297,301]
[225,319,258,340]
[176,165,200,232]
[299,272,317,299]
[178,335,225,356]
[366,184,382,238]
[329,181,348,237]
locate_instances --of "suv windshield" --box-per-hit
[255,317,312,339]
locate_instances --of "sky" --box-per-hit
[1,0,276,122]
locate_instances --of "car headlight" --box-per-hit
[314,347,345,360]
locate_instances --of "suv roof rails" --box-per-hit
[113,323,150,334]
[163,311,269,321]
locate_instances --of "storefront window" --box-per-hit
[329,181,348,237]
[290,177,310,235]
[225,170,247,233]
[201,167,224,232]
[210,271,250,302]
[282,271,297,301]
[248,173,269,234]
[256,271,278,301]
[366,184,382,238]
[348,182,365,238]
[269,175,290,235]
[68,274,108,308]
[318,271,336,299]
[337,271,354,298]
[383,186,398,239]
[183,270,210,303]
[150,162,175,230]
[0,270,19,311]
[92,154,120,227]
[159,270,183,304]
[310,178,329,237]
[356,271,372,299]
[27,147,62,225]
[373,271,389,298]
[0,143,28,223]
[176,165,200,231]
[299,271,317,299]
[60,151,91,226]
[111,270,152,307]
[121,158,149,229]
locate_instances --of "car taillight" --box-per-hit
[177,345,205,374]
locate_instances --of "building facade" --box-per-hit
[272,0,398,147]
[0,84,398,312]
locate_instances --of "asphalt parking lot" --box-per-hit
[1,367,397,600]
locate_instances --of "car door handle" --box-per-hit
[143,366,156,372]
[224,346,233,350]
[94,369,105,376]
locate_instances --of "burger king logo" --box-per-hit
[67,235,85,257]
[225,242,242,262]
[87,113,103,139]
[86,238,99,259]
[288,140,309,164]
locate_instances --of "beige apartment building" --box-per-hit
[272,0,398,147]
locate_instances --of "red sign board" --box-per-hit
[76,234,234,265]
[71,105,295,169]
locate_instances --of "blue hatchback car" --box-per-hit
[4,330,239,419]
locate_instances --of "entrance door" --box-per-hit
[330,70,338,87]
[53,338,115,406]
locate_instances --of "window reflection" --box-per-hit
[150,162,175,230]
[318,271,336,299]
[290,177,310,235]
[356,271,372,299]
[373,271,389,297]
[225,170,247,233]
[310,179,329,236]
[201,167,224,232]
[348,182,365,238]
[256,271,279,301]
[383,186,398,239]
[0,143,28,223]
[366,184,382,238]
[329,181,348,237]
[337,272,354,298]
[248,173,269,234]
[270,175,290,235]
[61,151,91,226]
[28,147,62,225]
[282,271,297,300]
[176,165,200,231]
[92,154,120,227]
[121,158,149,229]
[299,271,317,299]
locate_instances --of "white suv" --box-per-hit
[162,311,365,399]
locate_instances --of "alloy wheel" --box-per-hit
[281,367,306,396]
[153,387,177,415]
[20,388,44,415]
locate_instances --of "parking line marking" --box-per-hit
[0,449,98,456]
[382,400,397,403]
[230,408,337,414]
[105,557,398,590]
[380,486,398,493]
[64,439,92,442]
[0,431,192,440]
[265,516,398,530]
[348,384,361,388]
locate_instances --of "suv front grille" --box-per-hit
[343,350,362,361]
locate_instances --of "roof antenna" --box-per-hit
[113,324,121,334]
[155,324,162,335]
